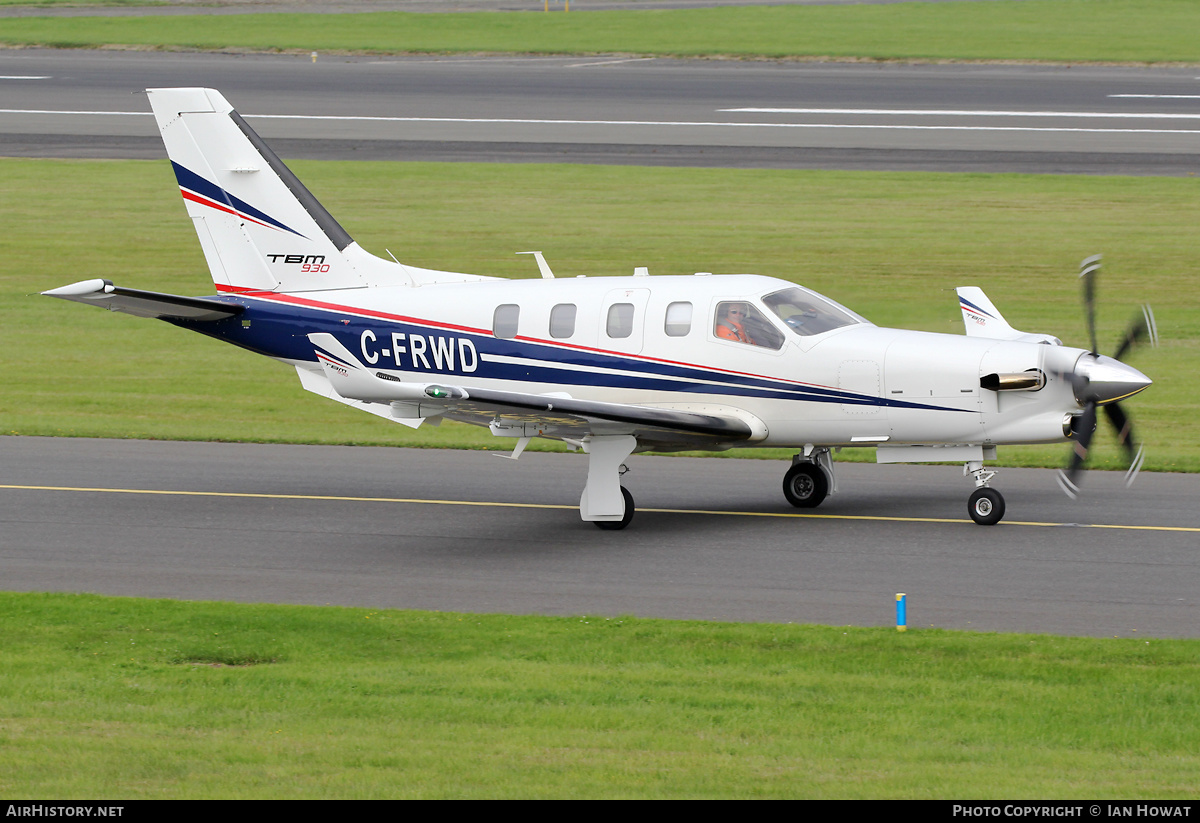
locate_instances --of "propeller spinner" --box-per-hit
[1055,256,1156,499]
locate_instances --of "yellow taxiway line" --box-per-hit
[3,484,1198,533]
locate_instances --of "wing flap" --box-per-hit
[447,386,755,441]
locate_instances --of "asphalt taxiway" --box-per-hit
[2,49,1198,174]
[2,437,1196,638]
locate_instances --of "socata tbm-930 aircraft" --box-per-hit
[45,88,1157,529]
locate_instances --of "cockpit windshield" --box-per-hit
[762,287,868,337]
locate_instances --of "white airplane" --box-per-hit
[44,87,1156,529]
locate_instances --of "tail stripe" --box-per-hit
[959,296,996,320]
[172,161,308,239]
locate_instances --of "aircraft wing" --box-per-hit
[43,279,243,321]
[307,333,757,449]
[427,385,756,447]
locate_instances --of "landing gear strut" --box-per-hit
[965,460,1005,525]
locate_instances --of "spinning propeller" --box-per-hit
[1055,255,1157,499]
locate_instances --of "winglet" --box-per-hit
[957,287,1018,338]
[956,287,1062,345]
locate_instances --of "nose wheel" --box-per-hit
[967,487,1005,526]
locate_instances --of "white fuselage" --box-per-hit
[255,272,1083,450]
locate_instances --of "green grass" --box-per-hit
[1,1,1199,63]
[4,158,1195,470]
[1,591,1197,798]
[0,0,163,7]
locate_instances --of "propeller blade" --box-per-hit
[1125,444,1147,488]
[1056,400,1097,499]
[1058,256,1153,497]
[1079,254,1102,356]
[1112,304,1158,362]
[1102,401,1150,488]
[1103,402,1137,464]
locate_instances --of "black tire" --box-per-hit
[967,487,1006,526]
[594,486,635,531]
[782,463,829,509]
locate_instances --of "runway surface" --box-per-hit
[2,437,1197,638]
[2,49,1198,173]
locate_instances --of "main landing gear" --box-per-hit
[965,461,1005,525]
[579,435,638,531]
[593,486,635,531]
[782,448,835,509]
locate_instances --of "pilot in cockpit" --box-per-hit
[715,302,757,345]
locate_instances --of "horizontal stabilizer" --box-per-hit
[42,279,242,321]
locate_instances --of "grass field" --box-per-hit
[1,591,1197,798]
[1,1,1199,63]
[5,158,1195,470]
[0,0,163,6]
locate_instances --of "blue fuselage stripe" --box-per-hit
[170,296,964,413]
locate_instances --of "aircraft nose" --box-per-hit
[1073,354,1152,406]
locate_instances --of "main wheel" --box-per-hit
[782,463,829,509]
[594,486,635,531]
[967,487,1005,526]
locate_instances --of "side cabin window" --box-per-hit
[664,301,692,337]
[607,303,635,339]
[493,304,520,339]
[713,301,784,350]
[550,303,577,339]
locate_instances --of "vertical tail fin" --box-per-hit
[148,87,410,293]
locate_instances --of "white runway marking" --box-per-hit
[566,57,656,68]
[721,107,1200,120]
[1108,94,1200,99]
[4,109,1199,136]
[0,109,150,116]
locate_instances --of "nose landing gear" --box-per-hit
[965,461,1005,525]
